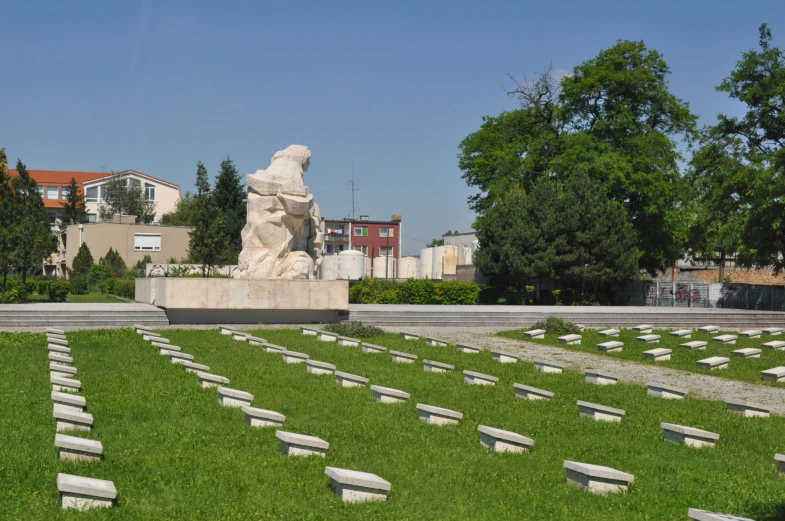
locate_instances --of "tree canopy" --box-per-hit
[99,172,156,224]
[212,156,246,263]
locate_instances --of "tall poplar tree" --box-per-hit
[188,161,228,276]
[0,148,16,291]
[59,176,87,231]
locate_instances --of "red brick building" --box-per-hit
[322,214,402,259]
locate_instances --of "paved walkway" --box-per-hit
[384,326,785,416]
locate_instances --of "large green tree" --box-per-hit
[460,42,697,276]
[98,247,127,276]
[188,161,229,276]
[99,172,156,223]
[474,174,639,303]
[212,156,246,263]
[10,160,57,283]
[160,192,197,226]
[59,176,87,231]
[712,24,785,272]
[71,242,94,276]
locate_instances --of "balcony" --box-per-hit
[325,233,349,243]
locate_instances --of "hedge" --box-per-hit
[349,278,482,305]
[110,279,136,299]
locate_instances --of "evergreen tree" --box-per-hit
[160,192,196,226]
[0,148,16,292]
[187,161,228,276]
[10,159,57,283]
[212,156,246,263]
[59,176,87,231]
[98,247,127,276]
[71,242,94,275]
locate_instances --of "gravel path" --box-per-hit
[386,326,785,416]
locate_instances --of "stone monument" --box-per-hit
[136,145,348,324]
[235,145,323,279]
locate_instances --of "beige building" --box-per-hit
[65,219,192,272]
[82,170,181,223]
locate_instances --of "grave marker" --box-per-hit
[463,370,498,386]
[514,383,554,401]
[48,337,68,346]
[713,334,737,345]
[337,336,361,347]
[371,385,409,403]
[647,382,686,400]
[775,454,785,476]
[218,325,234,335]
[48,344,71,354]
[400,332,419,340]
[55,434,103,462]
[524,329,546,339]
[577,401,625,422]
[632,324,653,334]
[636,334,661,343]
[762,340,785,350]
[563,461,633,494]
[50,363,77,379]
[456,343,480,354]
[688,508,754,521]
[49,353,73,365]
[180,361,210,373]
[661,422,719,448]
[425,336,448,347]
[54,409,93,432]
[681,340,707,350]
[51,376,81,393]
[52,391,86,413]
[390,350,417,363]
[317,331,337,342]
[217,386,253,408]
[725,398,770,418]
[598,341,623,353]
[763,327,783,336]
[276,431,329,457]
[491,349,519,364]
[325,467,391,503]
[306,360,336,375]
[478,425,534,453]
[697,357,729,370]
[248,336,267,345]
[168,351,195,364]
[643,348,672,361]
[534,361,564,374]
[57,473,116,511]
[423,359,454,373]
[362,342,387,354]
[300,327,318,336]
[671,329,692,338]
[740,329,762,338]
[264,343,285,353]
[47,328,65,335]
[558,334,581,345]
[761,366,785,382]
[598,329,620,337]
[282,350,310,364]
[584,370,618,386]
[416,404,463,425]
[731,348,761,359]
[698,325,720,333]
[335,371,369,388]
[196,372,229,389]
[242,406,286,427]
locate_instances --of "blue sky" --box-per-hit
[2,0,783,255]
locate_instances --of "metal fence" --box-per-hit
[615,281,785,311]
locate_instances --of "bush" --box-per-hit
[324,321,384,338]
[72,242,94,275]
[69,276,90,295]
[479,285,525,305]
[111,279,136,299]
[1,288,22,303]
[349,278,400,304]
[99,247,127,276]
[102,278,116,294]
[531,316,581,335]
[435,281,480,305]
[48,281,71,302]
[397,279,436,304]
[37,280,51,295]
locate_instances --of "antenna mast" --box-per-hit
[348,162,359,220]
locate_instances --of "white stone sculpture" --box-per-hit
[235,145,323,279]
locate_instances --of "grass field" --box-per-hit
[500,327,785,386]
[3,328,785,520]
[22,292,124,303]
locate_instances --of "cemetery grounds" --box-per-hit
[2,328,785,520]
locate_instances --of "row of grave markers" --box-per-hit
[296,326,781,520]
[46,328,117,511]
[524,324,785,382]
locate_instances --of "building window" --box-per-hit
[379,227,394,238]
[87,214,97,223]
[145,183,155,202]
[134,233,161,251]
[380,246,394,257]
[86,186,99,203]
[354,245,368,255]
[61,187,70,200]
[128,178,141,188]
[46,186,59,200]
[354,226,368,237]
[37,186,44,197]
[325,244,335,253]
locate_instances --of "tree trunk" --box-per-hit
[718,249,726,283]
[535,280,541,304]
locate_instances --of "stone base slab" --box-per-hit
[137,278,348,324]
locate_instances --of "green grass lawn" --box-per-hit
[2,329,785,520]
[500,327,785,386]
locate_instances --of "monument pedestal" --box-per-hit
[136,278,348,324]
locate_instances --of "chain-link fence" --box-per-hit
[615,281,785,311]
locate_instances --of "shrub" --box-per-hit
[69,275,90,295]
[48,281,71,302]
[98,248,127,277]
[72,242,94,275]
[479,285,524,305]
[324,321,384,338]
[88,264,114,286]
[531,316,581,335]
[37,280,51,295]
[435,281,480,305]
[350,278,399,304]
[1,288,22,303]
[111,279,136,299]
[102,278,116,294]
[397,279,436,304]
